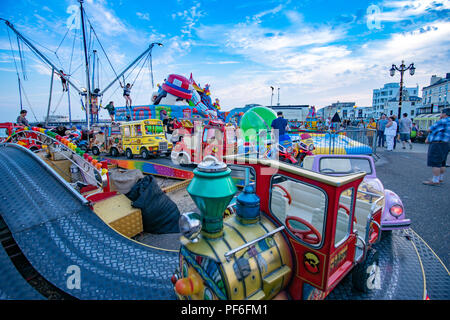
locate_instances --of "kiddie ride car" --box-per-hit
[302,154,410,231]
[172,156,383,300]
[0,122,42,151]
[90,123,124,157]
[266,133,315,165]
[91,119,173,159]
[171,119,237,166]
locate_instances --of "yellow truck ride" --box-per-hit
[120,119,173,159]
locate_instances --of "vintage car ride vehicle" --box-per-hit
[121,119,173,159]
[302,154,410,231]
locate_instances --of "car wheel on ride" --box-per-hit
[110,147,118,157]
[352,248,380,293]
[92,146,100,156]
[179,154,190,167]
[125,148,133,159]
[80,144,88,152]
[140,148,149,159]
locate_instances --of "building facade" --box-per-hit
[383,94,422,119]
[318,102,356,120]
[372,83,419,118]
[269,105,310,121]
[420,73,450,114]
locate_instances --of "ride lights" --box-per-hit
[309,144,315,151]
[179,212,202,243]
[389,204,403,218]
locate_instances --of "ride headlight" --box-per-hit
[309,144,315,151]
[287,146,293,153]
[179,212,202,242]
[389,204,403,218]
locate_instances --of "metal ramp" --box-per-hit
[0,144,178,300]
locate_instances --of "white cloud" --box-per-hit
[83,0,127,36]
[136,12,150,21]
[172,2,205,37]
[370,0,450,23]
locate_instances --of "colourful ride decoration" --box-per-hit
[115,73,226,122]
[304,106,323,131]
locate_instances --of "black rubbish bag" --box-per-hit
[126,175,180,234]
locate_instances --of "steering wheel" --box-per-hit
[285,216,322,245]
[320,168,336,173]
[338,204,357,223]
[273,184,292,205]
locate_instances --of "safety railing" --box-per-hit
[292,128,378,156]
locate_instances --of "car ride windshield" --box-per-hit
[145,125,164,135]
[319,157,372,175]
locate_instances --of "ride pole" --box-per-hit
[45,68,54,127]
[67,85,72,126]
[17,75,23,111]
[79,0,92,130]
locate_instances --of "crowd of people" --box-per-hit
[375,113,416,151]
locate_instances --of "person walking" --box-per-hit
[392,114,400,150]
[16,109,30,127]
[423,108,450,186]
[411,122,419,142]
[377,114,388,147]
[399,113,413,149]
[103,101,116,122]
[384,116,397,151]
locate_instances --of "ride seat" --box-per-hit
[275,180,326,233]
[270,188,289,223]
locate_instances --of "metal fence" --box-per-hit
[293,128,378,156]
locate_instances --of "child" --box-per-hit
[121,83,133,107]
[103,101,115,122]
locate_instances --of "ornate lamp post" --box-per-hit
[390,60,415,117]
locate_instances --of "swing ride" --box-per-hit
[1,0,163,130]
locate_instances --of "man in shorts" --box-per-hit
[423,108,450,186]
[399,113,413,149]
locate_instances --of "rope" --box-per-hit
[51,91,66,115]
[84,13,121,83]
[19,83,38,122]
[16,36,27,80]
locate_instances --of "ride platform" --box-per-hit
[0,144,448,300]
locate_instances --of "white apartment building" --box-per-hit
[372,83,419,118]
[420,73,450,114]
[383,94,422,119]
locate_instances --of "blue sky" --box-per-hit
[0,0,449,122]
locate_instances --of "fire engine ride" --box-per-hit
[171,119,237,166]
[172,156,383,300]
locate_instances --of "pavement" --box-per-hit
[374,141,450,269]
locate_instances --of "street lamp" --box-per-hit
[390,60,415,117]
[270,86,274,107]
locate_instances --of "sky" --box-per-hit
[0,0,449,122]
